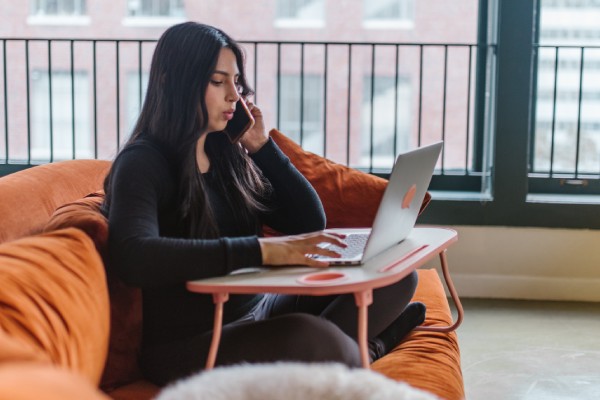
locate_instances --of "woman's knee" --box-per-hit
[404,270,419,293]
[372,271,419,316]
[275,314,361,367]
[389,270,418,296]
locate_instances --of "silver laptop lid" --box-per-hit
[361,141,442,262]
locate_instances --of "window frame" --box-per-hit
[419,0,600,230]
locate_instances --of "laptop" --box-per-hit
[314,141,443,266]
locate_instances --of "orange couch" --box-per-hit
[0,130,464,400]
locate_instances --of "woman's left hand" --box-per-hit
[239,100,269,154]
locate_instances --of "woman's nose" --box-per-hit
[227,83,240,103]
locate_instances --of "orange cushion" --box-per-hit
[44,191,108,257]
[105,380,161,400]
[372,269,465,400]
[0,159,110,244]
[0,329,49,364]
[43,193,144,392]
[0,363,110,400]
[97,277,143,392]
[0,228,110,385]
[269,129,431,229]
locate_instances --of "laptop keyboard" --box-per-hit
[315,233,369,259]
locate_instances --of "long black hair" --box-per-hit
[104,22,271,237]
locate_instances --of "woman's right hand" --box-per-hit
[258,231,347,268]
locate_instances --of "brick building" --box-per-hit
[0,0,478,169]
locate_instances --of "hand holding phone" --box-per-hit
[225,98,255,144]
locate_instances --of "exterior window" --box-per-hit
[31,71,91,160]
[31,0,86,16]
[363,0,415,28]
[543,0,600,6]
[532,0,600,177]
[275,0,325,28]
[127,0,184,17]
[127,72,150,132]
[279,74,324,154]
[361,76,411,168]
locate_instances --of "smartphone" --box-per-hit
[225,98,255,144]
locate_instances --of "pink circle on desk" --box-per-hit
[297,271,347,285]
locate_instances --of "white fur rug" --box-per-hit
[155,362,438,400]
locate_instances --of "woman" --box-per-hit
[103,22,425,386]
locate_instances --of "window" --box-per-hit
[279,74,324,154]
[543,0,600,7]
[127,72,149,132]
[30,0,86,16]
[360,76,411,168]
[30,70,91,161]
[275,0,325,28]
[531,0,600,185]
[123,0,184,27]
[28,0,88,25]
[126,0,184,18]
[3,1,598,228]
[363,0,415,28]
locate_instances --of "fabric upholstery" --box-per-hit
[269,129,431,229]
[43,191,144,392]
[97,276,143,392]
[44,191,108,255]
[105,381,161,400]
[0,153,459,400]
[0,363,110,400]
[0,159,110,244]
[0,329,49,364]
[372,269,465,400]
[0,228,110,384]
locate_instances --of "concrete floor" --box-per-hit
[455,299,600,400]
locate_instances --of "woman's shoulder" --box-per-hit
[118,137,168,159]
[112,138,178,186]
[115,138,175,170]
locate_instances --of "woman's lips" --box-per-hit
[223,111,234,120]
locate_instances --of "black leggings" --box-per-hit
[141,271,418,386]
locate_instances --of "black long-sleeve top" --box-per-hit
[105,136,325,346]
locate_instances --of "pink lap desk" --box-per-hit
[186,227,463,369]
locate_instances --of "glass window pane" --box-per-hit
[128,0,184,17]
[365,0,415,21]
[276,0,324,20]
[361,75,411,168]
[533,0,600,176]
[31,0,86,16]
[30,70,91,160]
[127,72,150,132]
[279,74,324,153]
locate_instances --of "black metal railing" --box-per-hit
[0,38,157,166]
[0,37,489,192]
